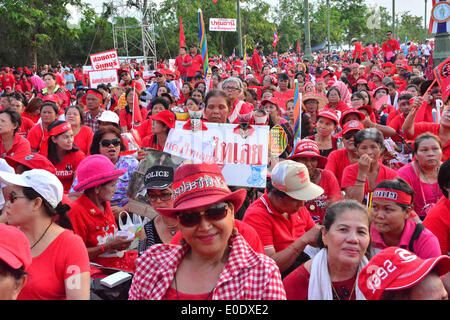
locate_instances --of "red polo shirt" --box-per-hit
[0,133,31,159]
[243,193,315,252]
[54,150,86,193]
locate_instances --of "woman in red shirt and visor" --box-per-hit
[46,121,86,194]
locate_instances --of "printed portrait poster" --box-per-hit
[164,121,269,188]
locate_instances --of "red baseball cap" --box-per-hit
[157,163,246,218]
[358,247,450,300]
[357,104,374,115]
[0,224,32,271]
[317,109,339,125]
[336,120,365,138]
[288,139,327,168]
[261,97,280,108]
[382,62,393,69]
[5,153,56,174]
[340,109,365,127]
[151,110,176,129]
[371,71,385,81]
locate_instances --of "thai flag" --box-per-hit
[429,0,450,34]
[273,28,279,48]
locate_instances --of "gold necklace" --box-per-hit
[331,278,357,300]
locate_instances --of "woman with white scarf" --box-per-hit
[283,200,371,300]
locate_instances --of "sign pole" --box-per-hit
[237,0,243,57]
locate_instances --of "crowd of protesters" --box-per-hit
[0,31,449,301]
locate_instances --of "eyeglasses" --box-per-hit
[343,132,356,140]
[155,74,164,78]
[177,202,229,227]
[148,193,172,202]
[8,193,27,204]
[223,86,240,92]
[100,138,121,148]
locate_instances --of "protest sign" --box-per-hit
[90,49,120,70]
[88,69,119,88]
[269,125,288,157]
[209,18,237,32]
[164,121,269,188]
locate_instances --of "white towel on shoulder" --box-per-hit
[308,248,368,300]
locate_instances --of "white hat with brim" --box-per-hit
[271,160,324,201]
[0,169,63,208]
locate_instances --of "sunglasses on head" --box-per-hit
[100,138,121,148]
[176,202,229,227]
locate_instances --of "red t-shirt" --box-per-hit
[389,113,407,139]
[352,42,363,59]
[415,102,443,124]
[18,116,35,138]
[137,117,152,140]
[1,73,15,89]
[68,193,137,273]
[423,196,450,256]
[174,55,187,76]
[341,163,398,200]
[54,150,86,193]
[283,264,357,300]
[171,219,264,254]
[142,134,163,151]
[243,194,316,252]
[119,106,148,131]
[382,39,400,55]
[305,169,343,224]
[17,230,90,300]
[21,111,40,124]
[27,123,46,151]
[185,54,203,77]
[73,125,94,156]
[0,133,31,159]
[324,148,353,186]
[162,287,212,300]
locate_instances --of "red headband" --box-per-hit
[86,90,103,102]
[49,122,72,137]
[372,188,412,205]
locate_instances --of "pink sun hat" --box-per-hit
[73,154,126,192]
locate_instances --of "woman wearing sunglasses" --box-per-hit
[68,154,137,273]
[129,163,286,300]
[137,165,178,255]
[0,169,90,299]
[69,126,138,217]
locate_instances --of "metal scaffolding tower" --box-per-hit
[110,0,157,68]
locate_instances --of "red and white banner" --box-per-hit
[209,18,237,32]
[90,49,120,70]
[88,69,119,88]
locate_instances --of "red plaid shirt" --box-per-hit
[128,233,286,300]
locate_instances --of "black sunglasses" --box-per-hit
[177,202,229,227]
[100,138,121,148]
[8,192,27,204]
[343,131,356,140]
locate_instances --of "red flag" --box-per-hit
[297,40,301,53]
[434,57,450,102]
[179,16,185,49]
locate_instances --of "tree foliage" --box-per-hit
[0,0,427,67]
